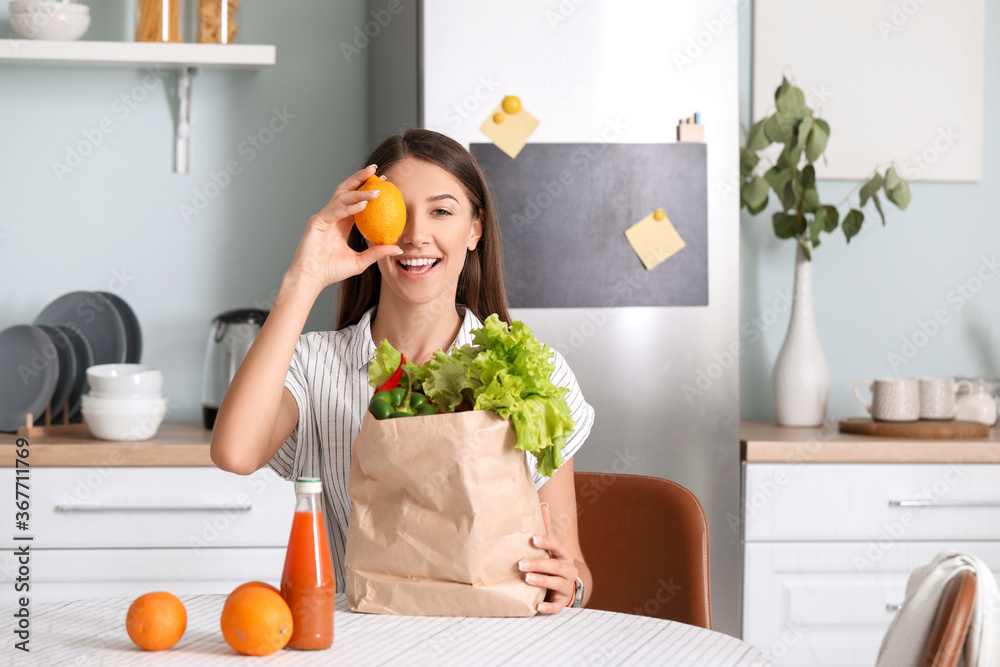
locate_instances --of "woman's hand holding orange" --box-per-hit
[286,164,401,295]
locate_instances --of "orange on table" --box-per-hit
[354,174,406,245]
[220,586,294,656]
[126,591,187,651]
[231,581,281,596]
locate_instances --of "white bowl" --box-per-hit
[10,11,90,40]
[10,10,90,40]
[10,1,90,15]
[87,365,163,396]
[82,394,166,412]
[83,404,165,441]
[87,390,164,400]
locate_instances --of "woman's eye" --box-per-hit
[433,208,453,216]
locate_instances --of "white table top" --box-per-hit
[11,594,770,666]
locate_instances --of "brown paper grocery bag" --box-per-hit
[345,409,547,617]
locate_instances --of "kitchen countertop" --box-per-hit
[0,421,212,466]
[8,420,998,467]
[742,420,1000,463]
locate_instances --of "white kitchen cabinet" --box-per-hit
[742,460,1000,667]
[744,541,1000,666]
[0,465,295,604]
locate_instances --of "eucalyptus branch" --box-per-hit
[739,77,912,260]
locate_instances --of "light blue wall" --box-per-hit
[0,1,373,423]
[739,0,1000,421]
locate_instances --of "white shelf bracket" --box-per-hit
[175,66,197,175]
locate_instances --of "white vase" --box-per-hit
[772,243,830,426]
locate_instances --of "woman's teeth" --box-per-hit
[399,258,438,274]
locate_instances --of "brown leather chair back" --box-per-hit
[920,569,977,667]
[574,472,711,628]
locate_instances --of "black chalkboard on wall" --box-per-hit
[470,142,708,308]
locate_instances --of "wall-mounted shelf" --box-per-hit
[0,39,275,69]
[0,40,277,173]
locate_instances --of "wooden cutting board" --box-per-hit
[839,418,990,439]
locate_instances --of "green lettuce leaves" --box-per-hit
[367,340,402,390]
[366,315,576,477]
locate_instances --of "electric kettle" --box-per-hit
[201,308,268,429]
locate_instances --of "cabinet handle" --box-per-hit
[888,499,1000,508]
[887,603,902,612]
[55,502,253,513]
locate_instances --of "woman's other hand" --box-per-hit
[287,164,401,293]
[519,502,581,614]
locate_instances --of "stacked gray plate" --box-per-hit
[0,291,143,432]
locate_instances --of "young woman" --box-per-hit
[210,129,595,613]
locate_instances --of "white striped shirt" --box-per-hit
[267,307,596,593]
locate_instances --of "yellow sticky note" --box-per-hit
[479,103,539,159]
[624,210,686,270]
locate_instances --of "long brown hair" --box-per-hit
[336,129,510,329]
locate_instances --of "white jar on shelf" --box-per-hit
[954,378,998,425]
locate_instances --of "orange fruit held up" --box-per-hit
[220,585,294,656]
[230,581,281,597]
[126,591,187,651]
[354,174,407,246]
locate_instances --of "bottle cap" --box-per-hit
[295,477,322,494]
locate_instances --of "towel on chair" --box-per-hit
[876,550,1000,667]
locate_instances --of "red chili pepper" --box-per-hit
[376,353,406,392]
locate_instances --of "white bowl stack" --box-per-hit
[82,364,167,441]
[9,1,91,41]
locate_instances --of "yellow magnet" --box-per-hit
[493,112,505,124]
[654,208,666,221]
[502,95,521,114]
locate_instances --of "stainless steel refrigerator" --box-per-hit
[367,0,742,636]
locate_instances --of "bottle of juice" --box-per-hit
[281,477,335,650]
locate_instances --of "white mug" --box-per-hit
[919,378,972,420]
[854,378,919,421]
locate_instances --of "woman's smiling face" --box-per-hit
[375,157,482,307]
